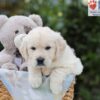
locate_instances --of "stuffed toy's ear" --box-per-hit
[14,34,28,60]
[29,14,43,26]
[14,34,27,49]
[0,15,8,28]
[55,33,66,60]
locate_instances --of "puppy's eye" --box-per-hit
[31,47,36,50]
[45,46,51,50]
[15,30,19,34]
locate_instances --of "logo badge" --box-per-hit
[88,0,100,16]
[88,0,96,10]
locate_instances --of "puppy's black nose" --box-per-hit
[37,57,44,66]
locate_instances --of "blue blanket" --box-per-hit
[0,69,75,100]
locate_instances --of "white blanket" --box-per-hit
[0,69,75,100]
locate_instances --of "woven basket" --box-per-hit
[0,80,74,100]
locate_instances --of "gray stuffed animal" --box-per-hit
[0,14,43,70]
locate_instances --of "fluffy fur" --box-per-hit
[0,14,43,70]
[14,27,83,94]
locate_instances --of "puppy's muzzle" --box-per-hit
[37,57,45,66]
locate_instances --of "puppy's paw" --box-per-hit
[50,83,63,94]
[29,77,42,88]
[54,94,63,100]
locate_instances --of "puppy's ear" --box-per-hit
[14,34,27,49]
[19,39,28,60]
[55,33,66,60]
[14,34,28,60]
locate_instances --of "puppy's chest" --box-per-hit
[41,68,52,77]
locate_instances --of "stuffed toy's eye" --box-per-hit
[15,30,19,34]
[31,47,36,50]
[24,26,32,34]
[45,46,51,50]
[26,30,29,34]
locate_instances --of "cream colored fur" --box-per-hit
[14,27,83,94]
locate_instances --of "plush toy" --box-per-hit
[0,14,43,70]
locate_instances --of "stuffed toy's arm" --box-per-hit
[0,50,18,70]
[1,62,18,70]
[0,50,13,66]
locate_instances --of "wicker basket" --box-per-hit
[0,81,13,100]
[0,80,74,100]
[63,82,74,100]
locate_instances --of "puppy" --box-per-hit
[14,27,83,95]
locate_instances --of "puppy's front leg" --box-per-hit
[50,68,68,94]
[28,67,42,88]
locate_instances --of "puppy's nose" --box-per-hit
[37,57,44,66]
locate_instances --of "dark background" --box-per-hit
[0,0,100,100]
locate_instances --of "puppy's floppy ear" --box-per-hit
[14,34,28,60]
[19,38,28,60]
[55,32,66,60]
[14,34,27,49]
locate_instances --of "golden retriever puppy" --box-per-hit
[14,27,83,94]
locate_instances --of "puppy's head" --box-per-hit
[14,27,66,68]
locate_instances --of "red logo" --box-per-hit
[88,0,96,10]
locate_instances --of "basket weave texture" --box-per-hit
[0,81,13,100]
[0,80,74,100]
